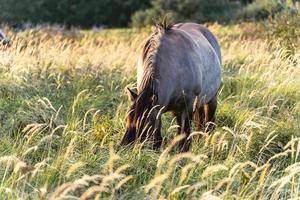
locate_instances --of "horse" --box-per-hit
[120,22,221,151]
[0,30,10,46]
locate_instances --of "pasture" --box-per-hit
[0,23,299,199]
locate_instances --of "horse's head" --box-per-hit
[121,88,138,146]
[120,87,159,146]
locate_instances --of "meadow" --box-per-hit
[0,22,299,199]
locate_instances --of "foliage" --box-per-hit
[237,0,293,20]
[265,4,300,54]
[132,0,241,27]
[236,0,300,54]
[0,0,298,28]
[0,23,299,199]
[0,0,151,27]
[237,1,270,20]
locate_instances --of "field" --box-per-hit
[0,23,299,199]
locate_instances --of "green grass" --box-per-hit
[0,23,299,199]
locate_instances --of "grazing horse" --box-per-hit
[120,22,221,151]
[0,30,10,46]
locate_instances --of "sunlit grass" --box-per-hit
[0,23,299,199]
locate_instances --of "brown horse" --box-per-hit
[120,22,221,151]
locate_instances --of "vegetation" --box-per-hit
[131,0,241,27]
[0,17,299,199]
[0,0,151,27]
[237,0,291,20]
[2,0,297,28]
[132,0,300,28]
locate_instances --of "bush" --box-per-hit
[237,0,284,20]
[131,0,241,28]
[131,8,163,28]
[237,2,269,20]
[236,0,300,54]
[266,5,300,54]
[0,0,151,28]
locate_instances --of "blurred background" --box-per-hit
[0,0,299,28]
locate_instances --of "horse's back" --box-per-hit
[160,23,221,106]
[173,23,221,63]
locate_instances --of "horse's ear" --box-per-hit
[127,88,138,101]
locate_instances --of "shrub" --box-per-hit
[236,0,300,54]
[131,8,164,28]
[237,2,269,20]
[131,0,241,27]
[265,4,300,54]
[0,0,151,27]
[237,0,284,20]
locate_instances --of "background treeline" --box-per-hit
[0,0,151,27]
[0,0,298,27]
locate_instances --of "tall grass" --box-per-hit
[0,23,299,199]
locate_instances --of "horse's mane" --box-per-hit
[133,20,173,128]
[141,20,173,87]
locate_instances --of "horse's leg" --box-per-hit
[174,112,182,135]
[177,111,192,152]
[194,106,205,131]
[120,130,135,146]
[153,117,162,150]
[204,95,217,132]
[145,107,162,150]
